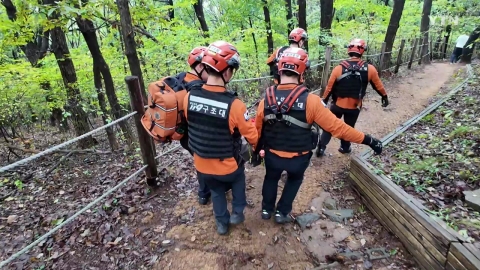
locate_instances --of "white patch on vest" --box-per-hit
[321,100,327,107]
[244,111,250,121]
[190,95,228,109]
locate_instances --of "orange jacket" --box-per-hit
[255,83,366,158]
[184,72,202,83]
[322,59,387,109]
[183,85,258,175]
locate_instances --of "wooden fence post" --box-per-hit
[429,40,433,61]
[440,36,447,59]
[408,38,418,69]
[379,42,387,74]
[418,37,424,65]
[125,76,159,187]
[320,46,332,96]
[394,39,406,74]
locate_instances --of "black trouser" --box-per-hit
[180,133,210,198]
[450,47,463,63]
[262,151,312,215]
[197,165,246,225]
[318,103,360,150]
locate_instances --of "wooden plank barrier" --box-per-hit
[348,64,480,270]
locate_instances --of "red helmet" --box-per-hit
[347,39,367,55]
[288,28,308,43]
[187,46,207,67]
[278,47,310,75]
[202,40,241,72]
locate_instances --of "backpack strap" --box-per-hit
[265,85,279,114]
[263,85,311,129]
[339,60,351,69]
[184,79,203,92]
[337,61,363,82]
[279,85,308,114]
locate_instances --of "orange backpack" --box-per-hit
[141,73,202,143]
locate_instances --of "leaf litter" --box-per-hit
[0,128,195,269]
[369,65,480,246]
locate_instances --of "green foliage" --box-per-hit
[0,0,476,129]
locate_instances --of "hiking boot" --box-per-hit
[230,213,245,225]
[216,221,229,235]
[338,147,352,154]
[316,146,326,157]
[261,209,273,220]
[198,196,209,205]
[274,211,293,224]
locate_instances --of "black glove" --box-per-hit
[362,134,383,155]
[381,95,389,107]
[249,152,263,167]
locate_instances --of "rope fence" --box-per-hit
[0,31,473,268]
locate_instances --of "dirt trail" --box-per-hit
[155,63,459,270]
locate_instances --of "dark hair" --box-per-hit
[205,66,236,78]
[281,70,299,77]
[288,40,299,45]
[348,52,362,58]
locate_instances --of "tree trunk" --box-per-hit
[297,0,308,51]
[461,27,480,64]
[248,17,260,74]
[285,0,294,36]
[443,25,452,58]
[419,0,432,64]
[45,1,95,148]
[167,0,174,20]
[76,16,134,144]
[319,0,334,47]
[382,0,405,68]
[93,64,119,151]
[193,0,209,38]
[1,0,68,129]
[262,0,274,54]
[117,0,148,104]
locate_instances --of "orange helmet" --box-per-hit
[187,46,207,67]
[278,47,310,75]
[288,28,308,43]
[347,39,367,56]
[202,40,241,72]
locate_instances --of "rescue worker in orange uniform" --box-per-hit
[316,38,389,157]
[183,41,258,235]
[177,46,211,205]
[255,47,383,223]
[266,28,308,84]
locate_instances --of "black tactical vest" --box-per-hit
[269,46,289,82]
[334,60,369,99]
[262,85,313,153]
[187,88,240,159]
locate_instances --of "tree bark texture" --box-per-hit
[76,16,134,143]
[443,25,452,58]
[297,0,308,51]
[319,0,334,47]
[45,1,95,148]
[284,0,294,36]
[262,0,274,54]
[193,0,209,38]
[117,0,148,104]
[419,0,432,64]
[382,0,405,68]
